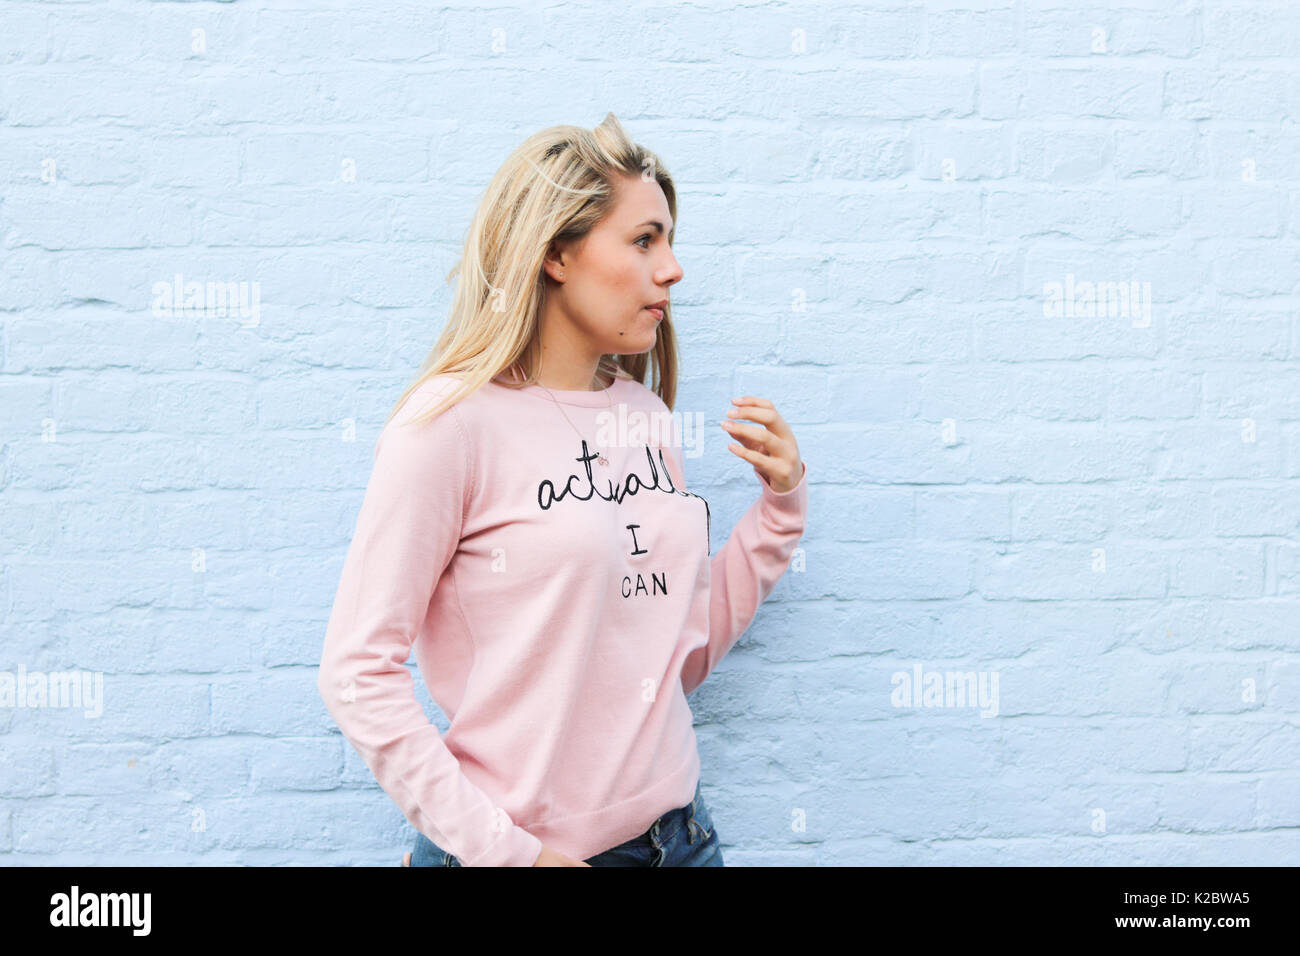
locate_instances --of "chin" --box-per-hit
[609,329,658,355]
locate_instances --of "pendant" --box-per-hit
[597,452,609,466]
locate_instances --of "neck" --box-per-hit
[535,300,610,390]
[539,370,608,391]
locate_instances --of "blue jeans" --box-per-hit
[409,779,725,867]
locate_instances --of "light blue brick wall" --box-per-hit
[2,0,1297,865]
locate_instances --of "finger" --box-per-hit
[726,440,781,471]
[731,396,774,409]
[728,442,800,488]
[727,400,791,439]
[726,404,776,424]
[720,419,777,452]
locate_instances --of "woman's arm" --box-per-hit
[674,396,809,696]
[316,381,543,867]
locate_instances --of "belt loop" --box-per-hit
[687,786,699,843]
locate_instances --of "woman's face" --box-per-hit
[544,173,684,358]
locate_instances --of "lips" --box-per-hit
[645,307,664,320]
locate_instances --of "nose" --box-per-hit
[659,251,683,286]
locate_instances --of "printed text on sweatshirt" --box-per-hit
[317,372,809,866]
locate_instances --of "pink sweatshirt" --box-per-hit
[317,371,808,866]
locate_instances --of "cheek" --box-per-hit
[595,261,643,314]
[572,249,645,329]
[609,258,642,294]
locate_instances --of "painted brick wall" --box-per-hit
[2,1,1297,864]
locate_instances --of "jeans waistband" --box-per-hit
[634,778,704,848]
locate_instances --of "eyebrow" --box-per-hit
[634,219,674,235]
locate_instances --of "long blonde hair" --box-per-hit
[384,112,680,430]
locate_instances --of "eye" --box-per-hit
[635,234,652,249]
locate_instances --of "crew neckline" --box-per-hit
[491,372,630,407]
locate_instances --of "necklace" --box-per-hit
[538,372,616,467]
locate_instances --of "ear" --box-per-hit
[541,240,568,283]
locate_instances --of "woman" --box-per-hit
[317,113,809,867]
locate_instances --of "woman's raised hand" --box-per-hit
[720,396,805,493]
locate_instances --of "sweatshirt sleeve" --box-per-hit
[672,441,809,697]
[316,383,544,868]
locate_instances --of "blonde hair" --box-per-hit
[384,112,680,430]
